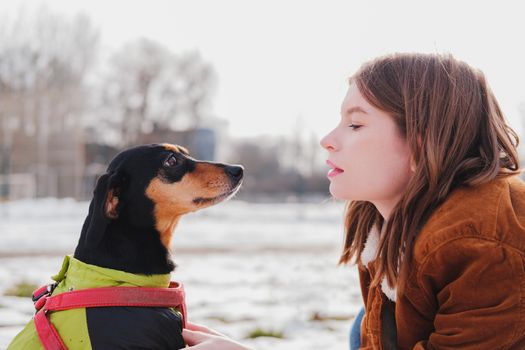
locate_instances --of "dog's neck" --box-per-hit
[74,218,177,275]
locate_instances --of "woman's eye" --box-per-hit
[348,124,362,130]
[164,155,178,167]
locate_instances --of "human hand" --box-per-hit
[183,322,254,350]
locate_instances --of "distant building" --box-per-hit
[3,124,218,200]
[81,127,218,199]
[5,126,85,200]
[137,126,217,161]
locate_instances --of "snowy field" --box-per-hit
[0,198,362,350]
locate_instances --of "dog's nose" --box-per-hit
[225,165,243,180]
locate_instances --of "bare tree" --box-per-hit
[175,51,216,128]
[0,6,99,198]
[97,39,217,147]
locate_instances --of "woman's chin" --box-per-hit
[329,184,364,201]
[328,184,348,200]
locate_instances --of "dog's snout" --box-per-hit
[225,165,243,180]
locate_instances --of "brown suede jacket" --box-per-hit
[359,175,525,349]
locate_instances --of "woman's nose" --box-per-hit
[320,130,337,151]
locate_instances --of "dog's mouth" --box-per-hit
[193,184,241,205]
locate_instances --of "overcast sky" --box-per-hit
[1,0,524,140]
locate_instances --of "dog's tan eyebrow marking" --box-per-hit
[162,143,189,155]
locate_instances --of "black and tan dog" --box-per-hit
[76,143,243,273]
[8,143,243,350]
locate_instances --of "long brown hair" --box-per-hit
[339,53,521,291]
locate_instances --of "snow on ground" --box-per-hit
[0,198,362,349]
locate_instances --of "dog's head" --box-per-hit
[76,143,243,271]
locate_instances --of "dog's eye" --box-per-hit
[164,155,178,167]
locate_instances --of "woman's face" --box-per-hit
[320,84,412,215]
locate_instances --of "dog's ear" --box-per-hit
[104,188,120,219]
[80,171,125,248]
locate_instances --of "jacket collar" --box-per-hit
[361,226,397,302]
[51,255,172,291]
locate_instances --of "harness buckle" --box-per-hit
[32,283,58,312]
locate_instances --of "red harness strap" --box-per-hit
[32,282,187,350]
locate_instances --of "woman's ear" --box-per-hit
[410,135,422,173]
[410,155,417,173]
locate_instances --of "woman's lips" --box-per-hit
[326,160,344,178]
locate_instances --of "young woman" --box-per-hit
[183,53,525,349]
